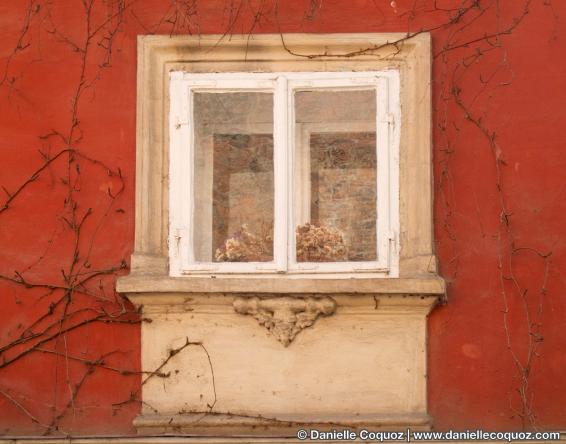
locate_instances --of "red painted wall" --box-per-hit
[0,0,565,435]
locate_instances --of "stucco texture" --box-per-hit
[0,0,565,435]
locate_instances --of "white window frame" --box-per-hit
[169,71,400,277]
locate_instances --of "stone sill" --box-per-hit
[116,275,445,296]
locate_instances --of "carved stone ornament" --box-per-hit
[233,296,336,346]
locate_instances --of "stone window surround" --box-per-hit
[117,32,445,296]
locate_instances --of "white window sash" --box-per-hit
[168,71,400,276]
[286,76,391,273]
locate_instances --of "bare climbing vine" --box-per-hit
[0,0,559,435]
[280,1,555,427]
[431,0,554,429]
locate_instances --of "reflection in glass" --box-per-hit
[193,92,274,262]
[294,89,377,262]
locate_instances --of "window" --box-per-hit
[118,34,444,436]
[120,33,439,289]
[169,71,400,276]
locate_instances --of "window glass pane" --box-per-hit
[193,92,274,263]
[294,89,377,263]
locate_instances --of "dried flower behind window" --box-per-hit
[296,222,347,262]
[214,224,273,262]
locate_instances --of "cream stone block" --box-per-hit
[133,294,436,435]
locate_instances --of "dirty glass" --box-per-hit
[193,92,274,263]
[293,89,377,262]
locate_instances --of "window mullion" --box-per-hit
[273,76,288,272]
[376,77,391,271]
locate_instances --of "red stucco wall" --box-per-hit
[1,0,565,435]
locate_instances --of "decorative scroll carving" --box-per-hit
[233,296,336,346]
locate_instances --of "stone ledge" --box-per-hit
[116,275,445,296]
[134,413,431,436]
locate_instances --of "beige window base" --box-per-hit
[117,33,444,436]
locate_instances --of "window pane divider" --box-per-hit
[274,76,288,272]
[376,76,392,271]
